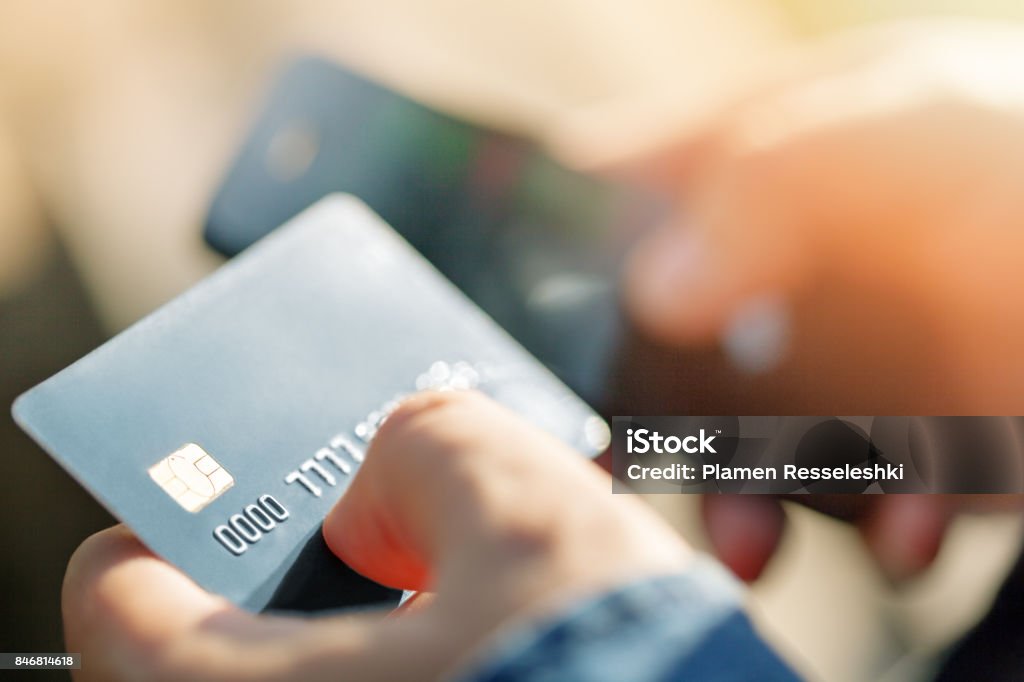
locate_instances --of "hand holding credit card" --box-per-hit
[59,386,692,682]
[13,196,609,613]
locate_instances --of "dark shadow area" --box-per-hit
[262,529,401,614]
[0,235,114,681]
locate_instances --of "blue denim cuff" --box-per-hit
[450,555,802,682]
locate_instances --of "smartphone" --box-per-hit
[204,56,666,407]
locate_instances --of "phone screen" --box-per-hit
[205,56,666,406]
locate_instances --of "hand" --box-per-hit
[560,20,1024,413]
[63,391,690,681]
[701,494,1020,583]
[558,20,1024,582]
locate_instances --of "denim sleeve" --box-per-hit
[450,556,802,682]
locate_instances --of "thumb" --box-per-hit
[323,390,690,611]
[623,186,808,351]
[596,46,866,352]
[322,390,607,592]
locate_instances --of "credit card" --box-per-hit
[203,56,670,407]
[12,195,609,613]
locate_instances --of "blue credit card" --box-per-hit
[203,56,671,407]
[12,195,609,613]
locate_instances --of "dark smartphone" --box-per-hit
[204,56,666,407]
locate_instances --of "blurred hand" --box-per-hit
[702,494,1022,583]
[625,21,1024,389]
[561,20,1024,411]
[63,391,689,681]
[558,21,1024,581]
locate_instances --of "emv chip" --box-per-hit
[148,443,234,512]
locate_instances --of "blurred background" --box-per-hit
[2,1,1023,680]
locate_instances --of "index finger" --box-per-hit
[62,527,452,682]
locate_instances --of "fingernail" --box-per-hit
[721,294,791,374]
[869,496,946,584]
[626,224,708,324]
[703,495,785,582]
